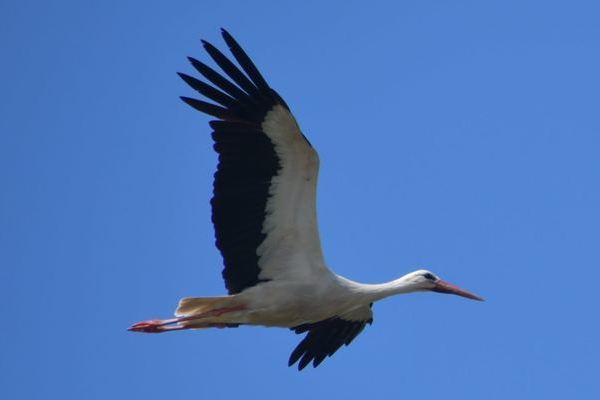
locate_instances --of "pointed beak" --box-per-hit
[432,280,484,301]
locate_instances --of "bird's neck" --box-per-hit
[354,276,422,303]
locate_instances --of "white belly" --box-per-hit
[236,280,361,327]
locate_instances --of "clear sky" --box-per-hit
[1,1,599,399]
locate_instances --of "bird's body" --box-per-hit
[178,275,364,328]
[130,29,483,370]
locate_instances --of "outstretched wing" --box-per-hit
[179,29,329,294]
[289,306,373,370]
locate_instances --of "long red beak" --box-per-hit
[432,280,484,301]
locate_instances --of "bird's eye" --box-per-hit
[423,273,436,280]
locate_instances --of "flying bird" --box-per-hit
[129,29,483,370]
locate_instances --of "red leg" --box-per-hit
[128,305,247,333]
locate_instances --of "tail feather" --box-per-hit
[175,296,238,317]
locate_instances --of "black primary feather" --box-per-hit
[289,316,373,370]
[179,30,287,294]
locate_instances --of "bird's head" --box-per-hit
[405,269,484,301]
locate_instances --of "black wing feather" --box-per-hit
[289,316,373,370]
[180,30,287,294]
[177,72,239,110]
[221,29,271,92]
[201,40,261,97]
[179,97,237,120]
[188,56,253,104]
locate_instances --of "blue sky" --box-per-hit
[1,1,599,398]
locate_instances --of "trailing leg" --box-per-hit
[129,299,247,333]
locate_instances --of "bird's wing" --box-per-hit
[179,29,329,294]
[288,305,373,370]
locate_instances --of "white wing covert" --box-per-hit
[179,29,329,294]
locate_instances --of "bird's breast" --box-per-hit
[237,280,359,327]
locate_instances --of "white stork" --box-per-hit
[129,29,483,370]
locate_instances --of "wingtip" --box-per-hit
[200,39,211,50]
[298,357,311,371]
[201,39,216,50]
[288,351,301,368]
[177,73,198,89]
[220,28,234,42]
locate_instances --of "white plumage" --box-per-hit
[129,29,483,370]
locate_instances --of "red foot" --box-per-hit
[128,319,176,333]
[129,305,247,333]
